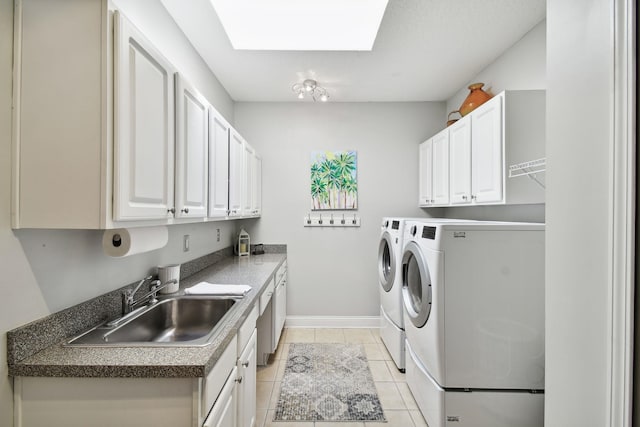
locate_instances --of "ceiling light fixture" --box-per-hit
[292,79,329,102]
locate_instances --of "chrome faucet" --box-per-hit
[122,276,153,315]
[121,276,179,315]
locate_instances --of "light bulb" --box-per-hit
[320,94,328,102]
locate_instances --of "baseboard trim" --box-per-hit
[284,316,380,329]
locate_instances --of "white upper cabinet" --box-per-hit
[12,1,262,228]
[431,129,450,205]
[241,143,261,217]
[208,108,231,218]
[419,128,449,207]
[242,142,255,216]
[449,116,472,204]
[418,140,434,206]
[12,0,113,229]
[252,155,262,216]
[174,74,209,219]
[420,90,545,208]
[471,94,504,203]
[228,129,245,217]
[113,11,177,221]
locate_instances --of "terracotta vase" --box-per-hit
[459,83,492,116]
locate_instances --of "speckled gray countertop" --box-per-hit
[8,253,286,378]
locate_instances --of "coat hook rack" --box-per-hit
[304,213,360,227]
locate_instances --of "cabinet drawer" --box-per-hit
[203,335,237,419]
[237,304,259,356]
[259,277,275,316]
[276,260,287,285]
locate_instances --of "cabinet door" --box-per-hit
[175,74,208,218]
[471,95,504,203]
[449,117,472,204]
[275,279,287,340]
[252,155,262,216]
[113,12,176,220]
[228,130,244,217]
[237,330,257,427]
[242,143,255,215]
[203,367,237,427]
[431,129,449,205]
[209,109,231,218]
[418,140,433,206]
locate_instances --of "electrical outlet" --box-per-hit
[216,229,220,242]
[183,235,190,252]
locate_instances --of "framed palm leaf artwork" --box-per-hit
[310,150,358,210]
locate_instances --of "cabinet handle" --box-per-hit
[462,195,468,200]
[242,361,250,367]
[471,195,477,200]
[181,208,189,214]
[167,208,175,214]
[236,376,243,384]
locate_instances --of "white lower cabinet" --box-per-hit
[203,367,238,427]
[274,261,288,337]
[236,331,257,427]
[14,336,242,427]
[257,261,287,366]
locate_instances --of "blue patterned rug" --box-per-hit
[274,343,386,422]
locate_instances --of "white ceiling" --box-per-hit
[161,0,546,103]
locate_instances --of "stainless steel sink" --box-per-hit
[66,296,238,347]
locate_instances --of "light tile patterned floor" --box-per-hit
[256,328,428,427]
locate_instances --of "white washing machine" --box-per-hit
[378,217,413,371]
[401,220,545,427]
[378,217,474,371]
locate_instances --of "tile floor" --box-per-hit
[255,328,428,427]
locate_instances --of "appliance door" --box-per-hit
[401,241,432,328]
[378,231,395,292]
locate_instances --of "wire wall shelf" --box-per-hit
[508,158,546,189]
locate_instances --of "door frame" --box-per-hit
[609,0,636,425]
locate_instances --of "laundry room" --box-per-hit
[0,1,635,427]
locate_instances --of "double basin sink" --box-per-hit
[66,296,240,347]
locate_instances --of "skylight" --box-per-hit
[209,0,389,51]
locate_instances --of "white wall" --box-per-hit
[0,1,237,425]
[234,102,444,318]
[446,19,546,115]
[545,0,620,425]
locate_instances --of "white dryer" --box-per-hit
[401,220,545,427]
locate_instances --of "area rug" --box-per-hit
[273,343,386,422]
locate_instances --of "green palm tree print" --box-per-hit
[310,151,358,210]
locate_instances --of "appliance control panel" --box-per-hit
[422,226,436,240]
